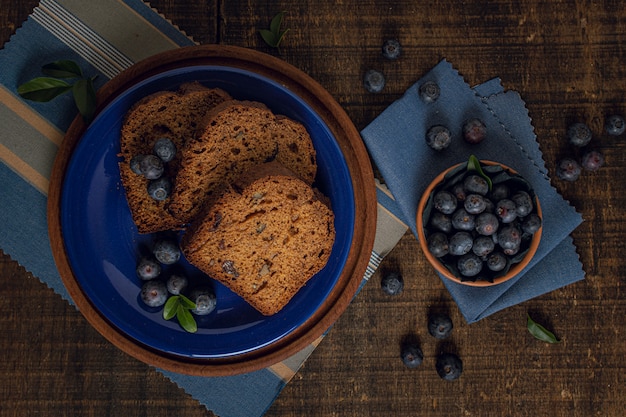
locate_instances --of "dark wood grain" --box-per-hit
[2,1,626,416]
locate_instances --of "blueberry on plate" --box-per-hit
[363,69,385,93]
[428,313,453,339]
[166,274,188,295]
[189,286,217,316]
[136,257,161,281]
[140,280,168,308]
[381,272,404,296]
[153,238,181,265]
[435,352,463,380]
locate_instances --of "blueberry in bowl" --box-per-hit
[416,156,542,286]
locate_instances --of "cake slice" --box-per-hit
[181,162,335,316]
[167,100,317,225]
[118,83,231,233]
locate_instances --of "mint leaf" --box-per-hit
[17,77,72,102]
[467,154,493,191]
[527,314,561,343]
[177,306,198,333]
[178,293,196,310]
[72,77,97,121]
[163,296,179,320]
[42,60,83,78]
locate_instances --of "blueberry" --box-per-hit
[497,225,522,256]
[464,194,487,214]
[153,238,181,265]
[153,137,177,162]
[435,352,463,381]
[451,208,475,231]
[430,211,453,233]
[472,236,495,257]
[462,118,487,144]
[605,115,625,136]
[130,154,147,175]
[147,176,172,201]
[490,183,510,201]
[521,213,542,235]
[166,274,188,295]
[400,340,424,369]
[451,183,467,201]
[581,150,605,171]
[419,81,440,103]
[189,286,217,315]
[463,174,489,195]
[140,280,168,307]
[363,69,385,93]
[567,122,592,147]
[139,154,165,179]
[136,257,161,281]
[511,191,533,217]
[495,199,518,223]
[556,157,582,182]
[381,39,401,60]
[457,253,483,277]
[449,232,473,256]
[426,125,452,151]
[475,212,499,236]
[428,313,453,339]
[486,251,508,272]
[433,190,457,214]
[381,272,404,295]
[427,232,449,257]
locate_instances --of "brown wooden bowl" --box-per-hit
[47,45,377,376]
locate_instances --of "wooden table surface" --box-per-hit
[2,1,625,416]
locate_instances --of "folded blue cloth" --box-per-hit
[361,60,585,323]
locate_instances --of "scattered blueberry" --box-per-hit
[140,154,165,180]
[166,274,188,295]
[495,199,518,223]
[486,251,508,272]
[419,81,440,103]
[556,157,582,182]
[147,176,172,201]
[136,257,162,281]
[451,208,475,231]
[435,352,463,381]
[363,69,385,93]
[462,118,487,144]
[153,238,181,265]
[433,190,458,214]
[190,286,217,315]
[472,236,495,257]
[381,272,404,295]
[426,125,452,151]
[153,137,177,162]
[427,232,450,257]
[463,175,489,195]
[581,150,605,171]
[511,191,533,217]
[427,313,453,339]
[130,154,147,175]
[567,122,592,147]
[605,115,625,136]
[400,339,424,369]
[381,39,401,60]
[140,280,168,307]
[448,231,473,256]
[475,212,499,236]
[457,253,483,277]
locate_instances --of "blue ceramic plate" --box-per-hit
[61,66,355,359]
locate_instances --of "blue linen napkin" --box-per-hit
[361,60,585,323]
[0,1,408,416]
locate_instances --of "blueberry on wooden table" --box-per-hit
[581,150,605,171]
[427,313,453,339]
[435,352,463,380]
[556,157,582,181]
[567,122,592,147]
[381,272,404,295]
[400,340,424,369]
[605,114,625,136]
[363,69,385,93]
[381,39,401,60]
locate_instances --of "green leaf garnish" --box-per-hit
[527,314,561,343]
[18,60,97,122]
[17,77,72,102]
[259,11,289,48]
[42,60,83,78]
[162,295,198,333]
[467,154,493,191]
